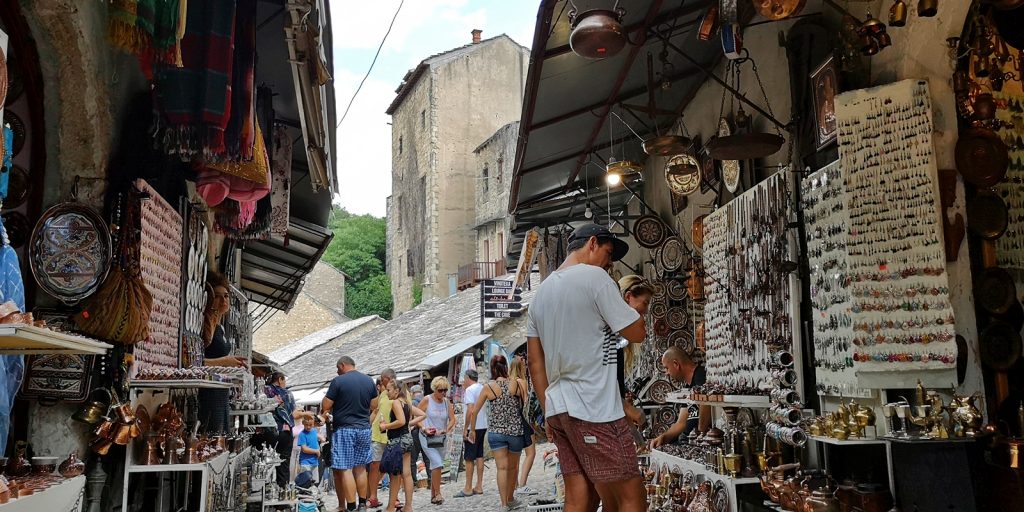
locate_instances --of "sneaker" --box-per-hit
[514,486,540,496]
[508,498,527,510]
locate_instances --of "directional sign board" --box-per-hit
[485,294,522,302]
[484,310,523,319]
[483,286,521,296]
[484,302,522,310]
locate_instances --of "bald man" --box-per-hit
[650,347,711,448]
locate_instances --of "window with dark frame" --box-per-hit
[421,110,426,128]
[497,155,504,183]
[399,136,403,155]
[482,164,489,193]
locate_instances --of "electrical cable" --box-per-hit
[337,0,405,128]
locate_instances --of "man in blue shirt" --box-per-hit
[297,416,322,483]
[322,356,378,512]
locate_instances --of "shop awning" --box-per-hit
[415,334,491,371]
[239,218,334,313]
[510,0,752,221]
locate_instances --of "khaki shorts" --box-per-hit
[371,441,387,462]
[547,413,641,484]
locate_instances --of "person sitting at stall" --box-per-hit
[297,415,322,485]
[649,347,711,448]
[197,271,247,434]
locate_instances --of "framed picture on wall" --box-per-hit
[811,55,839,150]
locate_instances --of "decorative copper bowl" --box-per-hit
[30,457,57,475]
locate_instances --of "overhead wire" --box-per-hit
[337,0,405,129]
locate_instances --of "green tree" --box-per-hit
[346,274,393,319]
[322,207,392,318]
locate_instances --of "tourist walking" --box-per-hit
[368,369,397,509]
[509,356,539,498]
[322,356,379,512]
[416,376,456,506]
[454,369,487,498]
[408,385,429,489]
[380,381,425,512]
[466,355,528,511]
[265,372,312,488]
[526,223,647,512]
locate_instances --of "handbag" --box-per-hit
[74,189,153,344]
[379,442,404,475]
[426,433,446,448]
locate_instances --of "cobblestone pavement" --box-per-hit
[323,443,560,512]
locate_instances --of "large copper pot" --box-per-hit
[569,9,626,59]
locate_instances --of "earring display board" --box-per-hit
[134,179,183,372]
[993,90,1024,270]
[834,80,956,387]
[801,161,863,397]
[180,203,209,368]
[702,172,794,393]
[224,284,252,363]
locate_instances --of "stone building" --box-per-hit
[252,261,348,355]
[473,121,518,263]
[386,31,529,315]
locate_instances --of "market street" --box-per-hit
[322,443,560,511]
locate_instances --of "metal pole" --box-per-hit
[480,282,484,335]
[651,28,790,130]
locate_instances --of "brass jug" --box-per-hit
[71,389,112,425]
[889,0,908,26]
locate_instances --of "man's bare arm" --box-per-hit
[527,337,548,413]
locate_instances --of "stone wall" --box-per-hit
[252,262,348,354]
[388,36,529,315]
[623,3,984,405]
[473,122,518,261]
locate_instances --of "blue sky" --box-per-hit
[332,0,538,217]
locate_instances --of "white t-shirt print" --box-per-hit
[527,264,641,423]
[462,382,489,430]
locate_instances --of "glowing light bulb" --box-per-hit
[606,172,622,186]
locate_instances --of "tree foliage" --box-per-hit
[323,208,392,319]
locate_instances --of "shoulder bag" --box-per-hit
[425,398,447,448]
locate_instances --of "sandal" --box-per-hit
[453,490,473,498]
[431,496,444,506]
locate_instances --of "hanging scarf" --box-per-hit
[0,217,25,456]
[266,383,296,431]
[0,125,12,200]
[270,124,291,238]
[152,0,183,65]
[109,0,181,63]
[225,0,256,161]
[153,0,237,160]
[108,0,141,53]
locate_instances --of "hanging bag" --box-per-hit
[74,189,153,344]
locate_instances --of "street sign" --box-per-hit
[484,302,522,310]
[483,286,521,295]
[482,279,514,286]
[484,294,522,302]
[484,310,523,318]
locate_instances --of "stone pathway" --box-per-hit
[322,443,561,512]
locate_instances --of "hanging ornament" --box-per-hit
[754,0,808,21]
[718,118,741,193]
[569,5,628,60]
[665,153,701,196]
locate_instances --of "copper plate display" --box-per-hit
[4,110,25,157]
[668,329,694,352]
[966,189,1008,240]
[660,236,685,272]
[956,126,1008,187]
[656,406,676,426]
[665,153,702,196]
[3,165,30,209]
[651,280,667,300]
[654,317,670,338]
[28,203,112,304]
[666,306,688,330]
[654,335,671,354]
[648,379,674,404]
[634,215,666,248]
[650,299,668,319]
[665,278,687,302]
[754,0,807,20]
[975,267,1016,314]
[711,481,729,512]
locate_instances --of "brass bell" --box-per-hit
[918,0,938,17]
[889,0,908,27]
[71,388,112,425]
[859,12,886,36]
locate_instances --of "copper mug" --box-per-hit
[918,0,937,17]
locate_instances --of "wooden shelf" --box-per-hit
[665,392,771,408]
[0,324,111,355]
[127,451,229,474]
[649,449,760,486]
[809,435,887,446]
[129,379,234,390]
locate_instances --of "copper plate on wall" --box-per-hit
[648,379,674,404]
[633,215,667,248]
[669,329,694,352]
[666,278,687,302]
[650,299,668,319]
[666,306,688,330]
[660,236,685,272]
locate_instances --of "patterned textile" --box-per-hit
[0,217,25,457]
[270,125,292,238]
[331,428,372,470]
[108,0,182,65]
[153,0,237,160]
[226,0,256,161]
[0,125,12,199]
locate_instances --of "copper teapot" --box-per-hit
[951,393,984,437]
[803,482,839,512]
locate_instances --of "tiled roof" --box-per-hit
[284,274,538,388]
[268,315,385,364]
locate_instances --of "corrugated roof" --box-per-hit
[385,34,528,115]
[267,315,385,364]
[282,274,539,387]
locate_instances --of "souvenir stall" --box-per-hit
[0,1,336,511]
[512,0,1024,511]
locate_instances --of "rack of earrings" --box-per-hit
[134,180,184,372]
[993,91,1024,270]
[801,161,860,395]
[180,202,209,368]
[834,80,957,375]
[700,172,794,394]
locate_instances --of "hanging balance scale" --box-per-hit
[706,57,785,162]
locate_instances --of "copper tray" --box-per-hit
[669,329,694,352]
[660,236,686,272]
[648,379,674,404]
[643,135,691,156]
[975,266,1016,314]
[650,299,668,319]
[956,126,1008,187]
[666,306,688,330]
[966,189,1008,240]
[654,317,670,338]
[651,280,667,300]
[28,203,112,304]
[665,278,687,302]
[634,215,667,248]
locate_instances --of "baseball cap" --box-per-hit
[465,369,479,381]
[569,223,630,261]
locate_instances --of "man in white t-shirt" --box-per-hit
[456,368,488,497]
[526,224,647,512]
